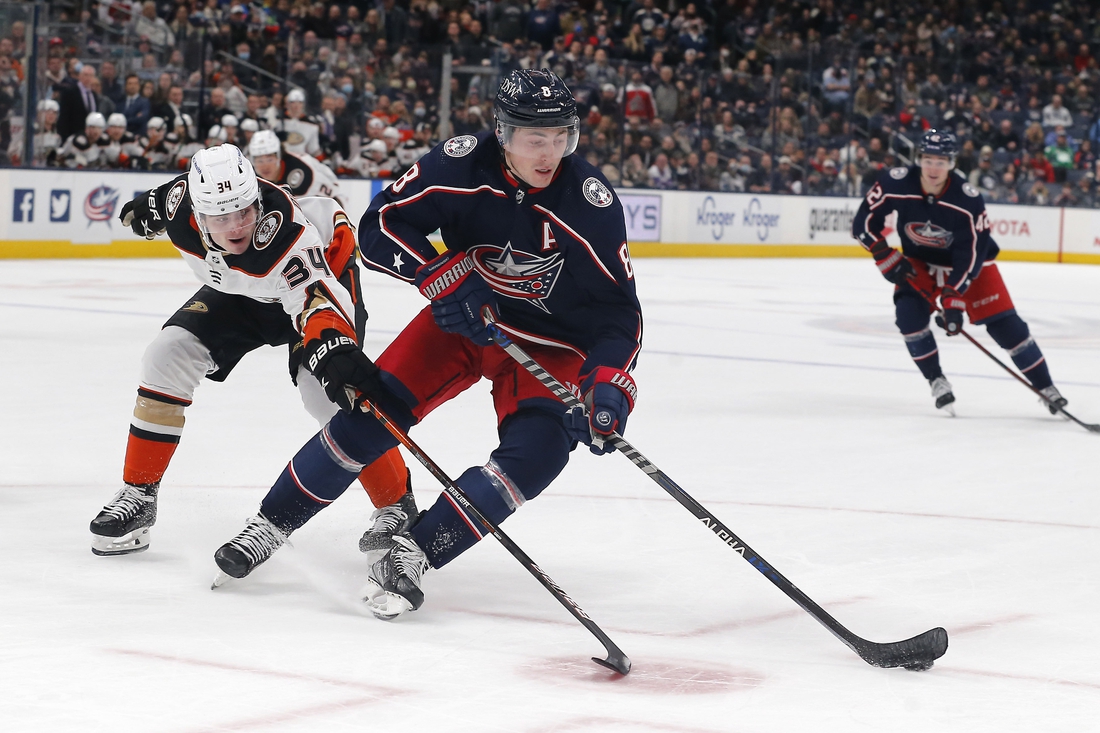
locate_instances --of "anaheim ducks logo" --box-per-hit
[253,210,283,249]
[443,135,478,157]
[904,220,954,249]
[182,300,208,313]
[468,242,563,313]
[165,180,186,220]
[285,131,305,146]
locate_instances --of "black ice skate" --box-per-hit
[929,376,956,416]
[358,488,419,562]
[90,483,159,556]
[211,514,287,588]
[1039,385,1069,417]
[362,532,429,620]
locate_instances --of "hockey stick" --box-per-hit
[356,395,631,675]
[910,284,1100,433]
[481,308,947,670]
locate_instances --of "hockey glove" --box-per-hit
[120,193,165,240]
[868,240,914,284]
[304,329,386,412]
[935,287,966,336]
[564,367,638,455]
[415,250,499,346]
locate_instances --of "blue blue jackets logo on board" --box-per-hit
[50,190,71,222]
[84,185,120,227]
[13,189,34,222]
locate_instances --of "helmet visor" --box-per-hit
[498,119,579,160]
[196,201,260,253]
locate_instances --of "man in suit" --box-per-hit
[120,74,151,135]
[56,63,100,140]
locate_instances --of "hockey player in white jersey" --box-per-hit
[275,88,321,158]
[89,144,412,568]
[247,129,341,203]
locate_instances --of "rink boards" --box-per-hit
[1,168,1097,263]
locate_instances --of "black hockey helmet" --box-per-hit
[494,68,580,156]
[917,129,959,164]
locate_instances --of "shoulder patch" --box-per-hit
[962,182,980,197]
[582,177,614,207]
[284,131,305,146]
[889,167,909,179]
[443,135,478,157]
[165,180,187,220]
[253,210,283,249]
[286,167,305,189]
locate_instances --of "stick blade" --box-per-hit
[858,627,948,670]
[592,652,632,676]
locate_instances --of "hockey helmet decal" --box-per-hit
[917,129,958,159]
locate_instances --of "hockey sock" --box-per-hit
[411,411,571,568]
[902,327,943,380]
[122,389,188,486]
[985,315,1053,390]
[260,425,365,535]
[358,447,409,508]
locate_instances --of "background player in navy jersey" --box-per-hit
[852,129,1067,416]
[213,69,642,619]
[89,144,407,571]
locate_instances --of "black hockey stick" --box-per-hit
[357,395,631,675]
[482,308,947,670]
[911,284,1100,433]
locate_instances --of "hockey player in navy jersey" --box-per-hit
[214,69,643,618]
[853,129,1067,415]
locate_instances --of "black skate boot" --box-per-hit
[1039,385,1068,416]
[358,487,419,562]
[929,376,956,416]
[362,532,429,620]
[90,483,158,556]
[212,514,287,587]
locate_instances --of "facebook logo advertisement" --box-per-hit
[13,189,34,222]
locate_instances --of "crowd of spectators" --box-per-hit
[4,1,1100,208]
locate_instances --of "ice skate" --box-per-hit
[212,514,287,588]
[1039,385,1069,418]
[362,533,429,620]
[358,490,419,563]
[90,483,158,556]
[929,376,955,416]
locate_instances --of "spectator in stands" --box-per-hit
[1042,94,1073,129]
[747,153,773,193]
[1076,140,1096,172]
[527,0,561,51]
[1045,130,1075,182]
[822,58,850,114]
[99,60,124,106]
[992,118,1020,152]
[969,147,998,197]
[134,1,175,52]
[647,151,675,189]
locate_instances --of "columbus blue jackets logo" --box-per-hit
[469,243,564,312]
[443,135,478,158]
[904,220,954,249]
[84,185,120,227]
[582,177,613,207]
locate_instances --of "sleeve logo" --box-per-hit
[582,177,614,207]
[165,180,187,220]
[287,167,305,189]
[252,210,283,249]
[962,182,980,197]
[443,135,478,157]
[889,167,908,179]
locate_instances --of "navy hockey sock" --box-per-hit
[985,315,1053,390]
[410,410,571,568]
[895,292,942,380]
[260,425,364,534]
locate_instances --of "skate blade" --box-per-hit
[939,404,956,417]
[361,580,413,620]
[91,528,151,556]
[211,570,234,590]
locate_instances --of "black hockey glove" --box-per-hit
[935,287,966,336]
[120,192,165,239]
[868,240,914,284]
[415,250,500,346]
[304,330,386,412]
[564,368,637,455]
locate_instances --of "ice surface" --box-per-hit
[1,257,1098,732]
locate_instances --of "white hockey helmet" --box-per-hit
[240,118,259,132]
[248,129,282,160]
[286,88,306,103]
[107,113,127,128]
[362,139,387,159]
[38,98,60,113]
[86,112,106,129]
[188,144,262,250]
[221,114,240,128]
[206,124,228,143]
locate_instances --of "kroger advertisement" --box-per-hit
[2,168,1097,263]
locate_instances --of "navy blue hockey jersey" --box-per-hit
[852,165,1000,292]
[359,131,642,377]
